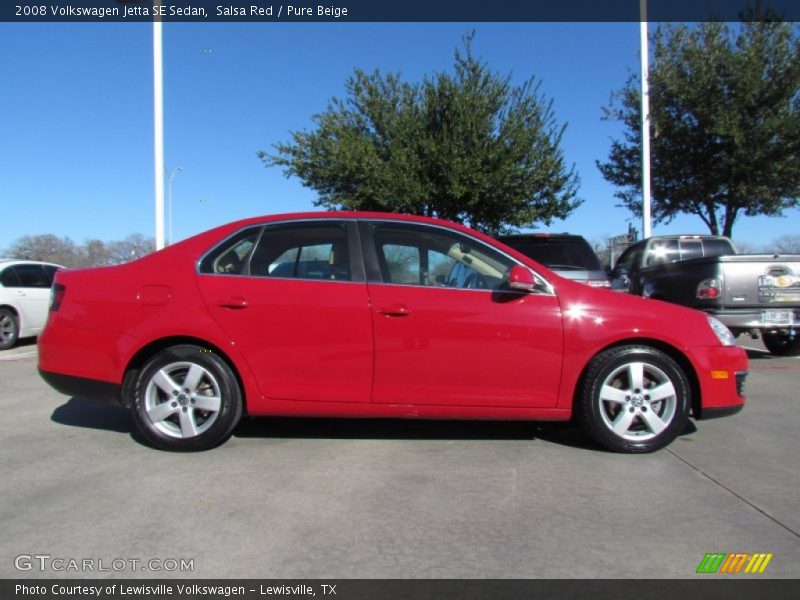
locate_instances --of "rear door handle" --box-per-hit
[377,303,410,317]
[217,296,249,309]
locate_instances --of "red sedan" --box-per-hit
[38,212,747,452]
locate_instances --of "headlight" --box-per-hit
[707,316,735,346]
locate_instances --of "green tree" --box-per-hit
[262,34,580,234]
[599,12,800,237]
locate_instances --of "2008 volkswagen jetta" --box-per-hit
[38,212,747,452]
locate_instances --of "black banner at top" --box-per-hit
[3,0,800,23]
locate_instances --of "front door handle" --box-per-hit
[217,296,249,309]
[377,303,410,317]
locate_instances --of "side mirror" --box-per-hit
[610,266,631,292]
[507,265,539,292]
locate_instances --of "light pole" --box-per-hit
[167,166,183,245]
[153,9,165,250]
[640,0,652,239]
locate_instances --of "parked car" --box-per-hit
[610,235,800,356]
[498,233,610,288]
[0,259,62,350]
[39,213,747,453]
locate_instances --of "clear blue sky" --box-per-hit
[1,22,797,250]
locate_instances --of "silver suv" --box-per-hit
[498,234,610,288]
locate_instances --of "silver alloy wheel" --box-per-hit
[597,361,677,442]
[144,361,222,439]
[0,312,16,345]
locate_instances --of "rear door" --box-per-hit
[196,220,374,403]
[9,264,52,331]
[363,221,564,408]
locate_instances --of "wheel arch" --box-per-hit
[574,338,702,419]
[121,336,248,412]
[0,304,20,323]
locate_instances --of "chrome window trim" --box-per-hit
[195,216,556,295]
[361,218,556,296]
[196,218,361,285]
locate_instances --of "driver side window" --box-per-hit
[370,223,512,290]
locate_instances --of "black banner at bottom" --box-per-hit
[4,579,800,600]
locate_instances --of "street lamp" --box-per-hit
[167,166,183,245]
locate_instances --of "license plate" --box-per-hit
[761,310,793,325]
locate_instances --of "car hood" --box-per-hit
[549,274,725,349]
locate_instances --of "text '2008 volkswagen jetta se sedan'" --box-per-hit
[38,212,747,452]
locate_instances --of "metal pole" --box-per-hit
[153,14,165,250]
[640,0,652,239]
[167,167,182,245]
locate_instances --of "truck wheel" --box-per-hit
[762,331,800,357]
[576,345,690,453]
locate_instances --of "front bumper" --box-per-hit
[688,345,748,419]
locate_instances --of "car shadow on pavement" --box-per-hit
[744,348,782,361]
[233,417,603,451]
[49,398,698,453]
[51,397,136,435]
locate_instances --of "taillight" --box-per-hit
[696,278,721,300]
[50,284,65,311]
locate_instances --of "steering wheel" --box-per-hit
[463,273,488,289]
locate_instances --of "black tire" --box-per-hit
[129,345,243,451]
[576,345,690,453]
[0,308,20,351]
[762,331,800,357]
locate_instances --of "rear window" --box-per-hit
[500,237,602,271]
[702,238,737,257]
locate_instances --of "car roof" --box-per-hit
[497,233,588,242]
[196,211,509,250]
[0,259,64,267]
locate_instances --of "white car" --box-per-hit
[0,259,63,350]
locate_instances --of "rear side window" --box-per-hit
[502,237,602,271]
[249,222,351,281]
[14,264,51,288]
[42,265,60,285]
[702,238,736,257]
[0,267,20,287]
[199,227,262,275]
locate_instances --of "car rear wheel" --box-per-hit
[762,330,800,357]
[0,308,19,350]
[576,345,690,453]
[130,345,243,451]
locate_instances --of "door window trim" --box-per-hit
[358,219,555,295]
[196,219,367,284]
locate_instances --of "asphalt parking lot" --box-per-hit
[1,339,798,579]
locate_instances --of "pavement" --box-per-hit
[0,339,798,579]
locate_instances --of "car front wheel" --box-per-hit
[130,345,243,451]
[576,345,690,453]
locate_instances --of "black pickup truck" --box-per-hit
[611,235,800,356]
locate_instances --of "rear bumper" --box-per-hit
[39,369,123,406]
[705,308,798,330]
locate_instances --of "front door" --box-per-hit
[363,221,564,408]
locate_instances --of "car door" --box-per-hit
[195,220,374,403]
[9,264,52,332]
[362,221,564,408]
